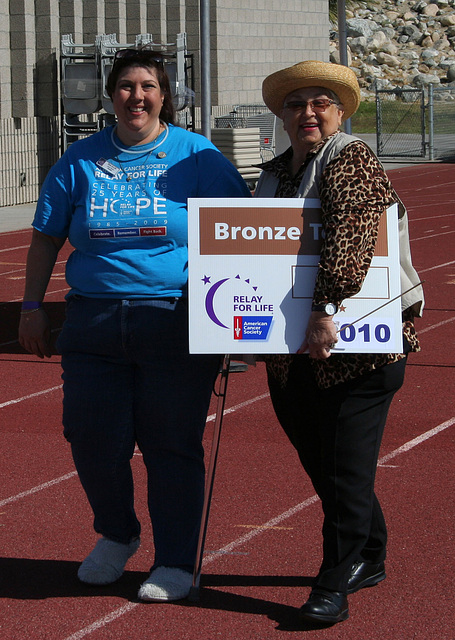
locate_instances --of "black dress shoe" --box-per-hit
[347,561,386,594]
[299,588,349,625]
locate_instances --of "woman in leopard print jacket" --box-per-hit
[256,60,424,626]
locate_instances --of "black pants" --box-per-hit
[267,354,407,593]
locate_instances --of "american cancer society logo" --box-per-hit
[202,273,273,341]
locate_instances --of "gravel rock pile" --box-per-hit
[330,0,455,99]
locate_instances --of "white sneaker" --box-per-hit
[138,566,193,602]
[78,537,140,585]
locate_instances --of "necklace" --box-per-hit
[112,122,169,182]
[116,152,153,182]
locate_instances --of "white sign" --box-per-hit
[188,198,403,355]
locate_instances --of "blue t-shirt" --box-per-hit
[33,124,251,298]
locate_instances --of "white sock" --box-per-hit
[138,566,193,602]
[77,537,140,585]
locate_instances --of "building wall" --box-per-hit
[0,0,329,206]
[213,0,329,106]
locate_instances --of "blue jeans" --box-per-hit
[57,296,220,572]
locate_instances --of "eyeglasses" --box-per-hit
[113,48,165,66]
[283,98,339,113]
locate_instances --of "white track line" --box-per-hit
[206,392,270,422]
[378,417,455,465]
[418,316,455,334]
[0,258,67,277]
[8,287,69,303]
[202,495,320,565]
[0,229,31,236]
[0,244,30,253]
[63,604,140,640]
[411,229,455,242]
[0,384,62,410]
[0,472,77,508]
[202,416,455,562]
[419,259,455,273]
[62,415,455,640]
[0,392,268,507]
[413,213,455,222]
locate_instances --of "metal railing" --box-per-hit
[214,104,275,162]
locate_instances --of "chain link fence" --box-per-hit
[376,86,455,161]
[427,85,455,161]
[376,89,426,158]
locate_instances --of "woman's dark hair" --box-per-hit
[322,88,342,106]
[106,50,176,125]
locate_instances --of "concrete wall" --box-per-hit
[0,0,330,206]
[213,0,329,106]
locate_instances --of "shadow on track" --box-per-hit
[187,574,332,632]
[0,557,147,600]
[0,558,327,631]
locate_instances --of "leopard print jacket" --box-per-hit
[259,132,420,389]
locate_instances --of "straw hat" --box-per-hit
[262,60,361,121]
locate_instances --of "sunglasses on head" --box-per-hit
[113,48,166,66]
[283,98,339,113]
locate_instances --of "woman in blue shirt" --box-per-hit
[18,47,250,602]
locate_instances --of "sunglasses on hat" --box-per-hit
[113,48,165,66]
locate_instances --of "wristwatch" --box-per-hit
[311,302,338,315]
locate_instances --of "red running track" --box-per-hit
[0,163,454,639]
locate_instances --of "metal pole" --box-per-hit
[427,84,434,161]
[188,354,231,602]
[376,87,382,156]
[200,0,211,140]
[337,0,352,135]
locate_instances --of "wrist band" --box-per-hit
[21,301,43,311]
[20,307,44,315]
